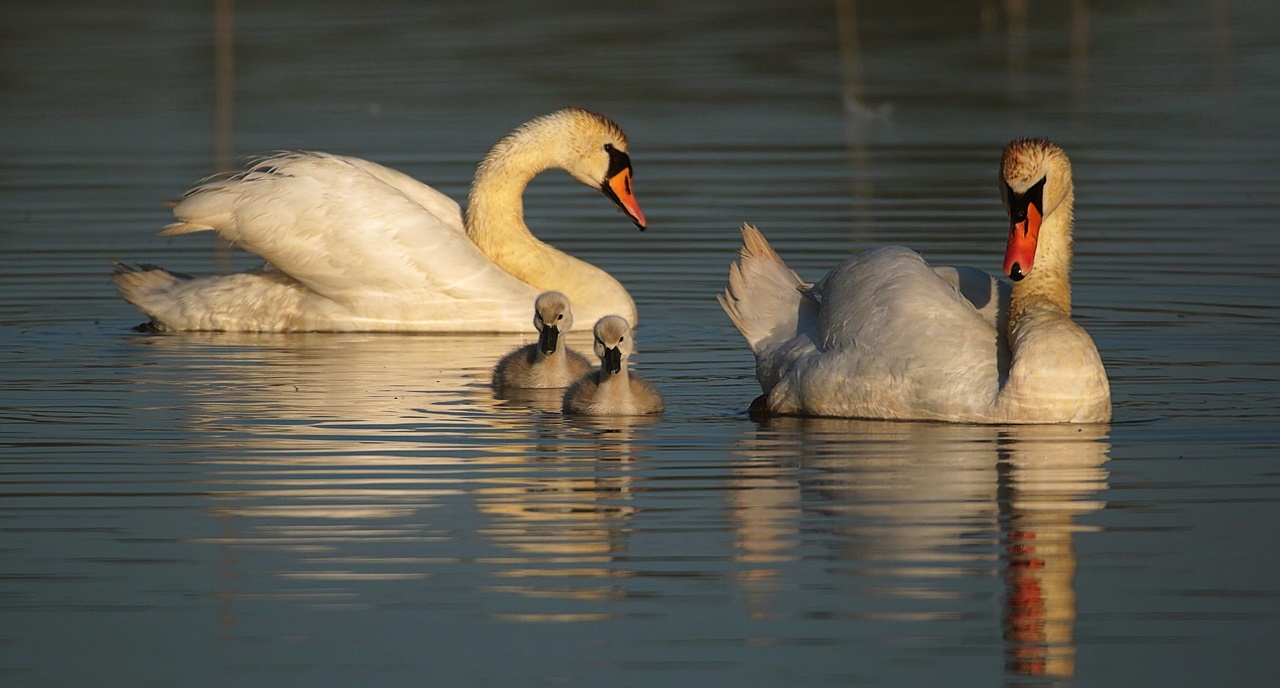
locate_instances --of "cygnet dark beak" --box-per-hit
[538,325,559,355]
[602,346,622,374]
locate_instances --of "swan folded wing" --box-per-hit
[791,247,1002,419]
[164,152,537,328]
[753,333,819,395]
[931,264,1011,332]
[333,154,465,234]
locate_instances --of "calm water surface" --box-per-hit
[2,0,1279,686]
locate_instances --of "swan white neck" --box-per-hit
[466,126,566,279]
[998,184,1108,422]
[464,119,635,324]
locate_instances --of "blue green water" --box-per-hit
[2,0,1279,685]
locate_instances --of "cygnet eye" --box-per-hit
[556,314,563,321]
[603,143,614,152]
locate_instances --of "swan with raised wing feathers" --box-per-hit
[562,315,663,416]
[492,291,592,390]
[718,138,1110,423]
[114,108,646,332]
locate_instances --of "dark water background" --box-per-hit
[2,0,1279,685]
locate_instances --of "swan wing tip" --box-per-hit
[719,224,811,352]
[158,221,215,237]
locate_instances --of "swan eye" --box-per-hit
[556,314,563,321]
[603,143,615,152]
[1006,177,1047,224]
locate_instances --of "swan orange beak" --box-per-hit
[1002,177,1046,281]
[603,167,646,230]
[1003,201,1042,281]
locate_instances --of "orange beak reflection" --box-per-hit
[604,167,646,230]
[1003,201,1042,281]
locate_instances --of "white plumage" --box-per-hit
[115,108,646,333]
[719,138,1111,424]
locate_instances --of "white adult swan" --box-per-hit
[718,138,1111,423]
[114,108,646,332]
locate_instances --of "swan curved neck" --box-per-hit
[463,122,635,324]
[465,134,553,264]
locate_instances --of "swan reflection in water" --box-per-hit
[125,331,589,525]
[130,330,519,427]
[127,332,1106,672]
[125,330,656,612]
[472,414,658,620]
[731,419,1109,679]
[124,322,619,465]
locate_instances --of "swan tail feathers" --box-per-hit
[113,262,189,303]
[718,224,809,352]
[113,262,190,302]
[112,261,195,330]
